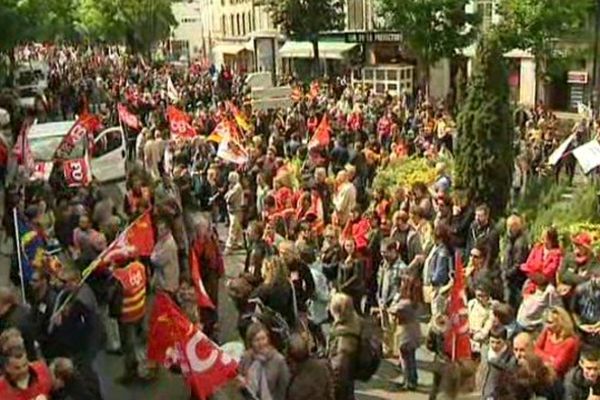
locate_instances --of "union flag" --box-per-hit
[167,106,197,139]
[308,114,331,150]
[83,210,155,277]
[444,252,471,361]
[189,249,216,310]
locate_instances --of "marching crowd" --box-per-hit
[0,45,599,400]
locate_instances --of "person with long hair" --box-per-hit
[534,306,580,378]
[250,256,295,328]
[423,223,454,316]
[239,322,290,400]
[336,237,366,314]
[520,227,563,295]
[327,293,361,400]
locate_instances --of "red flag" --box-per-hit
[308,114,331,150]
[309,81,320,99]
[167,105,197,139]
[147,292,238,400]
[63,155,92,187]
[147,292,194,364]
[117,103,141,130]
[178,327,238,400]
[85,210,155,274]
[12,120,34,172]
[189,250,216,310]
[54,114,102,158]
[444,252,471,361]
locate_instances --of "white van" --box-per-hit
[28,121,127,183]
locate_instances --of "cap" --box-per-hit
[572,232,593,249]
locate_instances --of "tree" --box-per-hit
[497,0,592,102]
[78,0,176,57]
[378,0,479,93]
[260,0,344,77]
[454,33,514,218]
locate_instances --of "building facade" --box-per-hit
[170,1,204,60]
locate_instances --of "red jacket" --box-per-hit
[534,327,580,377]
[520,244,563,282]
[0,361,52,400]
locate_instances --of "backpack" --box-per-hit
[353,319,383,381]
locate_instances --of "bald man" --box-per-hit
[503,214,530,309]
[512,332,533,365]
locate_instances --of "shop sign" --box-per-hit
[345,31,403,43]
[567,71,588,84]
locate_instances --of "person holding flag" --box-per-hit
[108,256,151,384]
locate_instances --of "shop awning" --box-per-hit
[213,43,250,55]
[279,41,358,60]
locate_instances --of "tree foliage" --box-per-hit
[78,0,176,55]
[0,0,176,57]
[454,33,514,218]
[260,0,344,75]
[497,0,592,61]
[378,0,479,75]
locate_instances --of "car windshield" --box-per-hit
[19,87,39,98]
[29,136,84,161]
[17,70,43,86]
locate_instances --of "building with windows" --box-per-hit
[210,0,280,74]
[170,1,204,60]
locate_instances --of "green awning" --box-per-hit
[279,41,358,60]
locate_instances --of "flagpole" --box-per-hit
[12,208,27,303]
[49,210,148,322]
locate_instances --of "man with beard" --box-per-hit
[466,204,500,263]
[565,346,600,400]
[478,326,517,399]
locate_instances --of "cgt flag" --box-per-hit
[226,101,252,134]
[54,114,102,158]
[117,103,141,131]
[83,210,155,277]
[308,114,331,150]
[167,106,197,139]
[147,292,238,400]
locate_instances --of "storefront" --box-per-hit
[278,40,360,77]
[212,42,254,73]
[345,31,416,96]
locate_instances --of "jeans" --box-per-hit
[399,345,418,386]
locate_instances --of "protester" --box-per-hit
[2,44,600,400]
[239,322,290,400]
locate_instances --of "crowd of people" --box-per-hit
[0,44,599,400]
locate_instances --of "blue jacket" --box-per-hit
[426,244,453,287]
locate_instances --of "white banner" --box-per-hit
[572,140,600,174]
[548,134,576,166]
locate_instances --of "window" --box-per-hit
[476,0,495,30]
[242,14,246,35]
[222,15,227,35]
[230,15,235,35]
[236,14,241,37]
[93,130,122,158]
